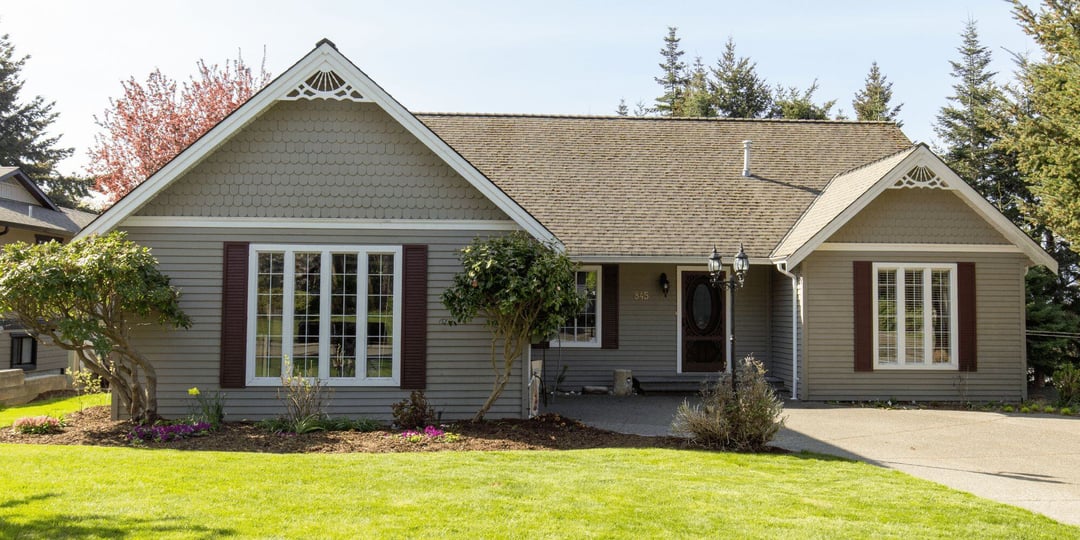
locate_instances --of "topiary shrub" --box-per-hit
[1053,363,1080,407]
[672,355,784,451]
[391,390,437,429]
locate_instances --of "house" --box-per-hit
[0,166,96,403]
[77,40,1055,420]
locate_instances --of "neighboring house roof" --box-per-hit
[77,39,556,245]
[0,167,95,236]
[772,143,1057,272]
[418,113,911,260]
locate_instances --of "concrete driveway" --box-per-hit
[545,395,1080,526]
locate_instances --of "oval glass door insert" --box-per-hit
[691,282,712,331]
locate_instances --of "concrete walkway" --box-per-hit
[545,394,1080,526]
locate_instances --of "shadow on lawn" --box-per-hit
[0,493,235,539]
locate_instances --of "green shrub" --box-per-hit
[1020,406,1032,413]
[187,387,227,429]
[391,390,436,429]
[1043,405,1056,414]
[11,415,64,435]
[1052,363,1080,406]
[71,370,104,395]
[1002,405,1015,413]
[671,355,784,451]
[1061,407,1074,416]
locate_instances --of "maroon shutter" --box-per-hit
[400,244,428,389]
[957,262,977,372]
[220,242,249,388]
[601,264,619,349]
[853,261,874,372]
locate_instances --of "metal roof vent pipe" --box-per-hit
[742,140,753,177]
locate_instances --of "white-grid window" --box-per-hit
[247,245,402,386]
[873,263,958,369]
[554,267,601,347]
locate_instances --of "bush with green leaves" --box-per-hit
[1053,363,1080,406]
[266,365,331,431]
[187,387,227,429]
[12,415,65,435]
[672,355,784,451]
[70,370,105,395]
[391,390,437,429]
[0,231,190,422]
[442,232,585,421]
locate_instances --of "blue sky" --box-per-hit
[5,1,1036,177]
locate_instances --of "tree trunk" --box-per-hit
[473,332,527,422]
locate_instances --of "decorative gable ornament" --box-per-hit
[892,165,947,190]
[281,67,367,102]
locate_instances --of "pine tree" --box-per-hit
[710,38,772,118]
[0,32,88,207]
[654,27,689,117]
[771,81,836,120]
[615,98,629,116]
[680,56,716,117]
[935,18,1024,221]
[1006,0,1080,248]
[852,61,903,124]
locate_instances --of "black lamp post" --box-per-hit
[707,243,749,393]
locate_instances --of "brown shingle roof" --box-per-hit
[417,114,911,259]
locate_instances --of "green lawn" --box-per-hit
[1,444,1074,539]
[0,393,110,427]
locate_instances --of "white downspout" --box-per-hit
[775,261,798,400]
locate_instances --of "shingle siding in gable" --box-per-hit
[135,100,505,221]
[827,189,1011,245]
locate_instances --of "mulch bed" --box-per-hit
[0,406,691,454]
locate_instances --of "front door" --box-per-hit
[681,271,726,372]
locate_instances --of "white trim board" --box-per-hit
[76,41,558,248]
[574,255,775,265]
[815,243,1022,253]
[122,216,520,231]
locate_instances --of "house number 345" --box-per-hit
[634,291,649,301]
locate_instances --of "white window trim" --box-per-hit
[552,266,602,348]
[245,244,403,386]
[872,262,958,370]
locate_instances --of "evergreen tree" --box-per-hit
[0,32,89,207]
[654,27,689,117]
[680,56,716,117]
[615,98,629,116]
[935,18,1024,222]
[710,38,772,118]
[771,81,836,120]
[632,100,651,117]
[852,61,903,124]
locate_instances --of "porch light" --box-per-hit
[659,273,670,297]
[707,243,751,394]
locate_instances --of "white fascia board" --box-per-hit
[121,216,520,231]
[784,145,1058,273]
[816,243,1022,253]
[77,42,561,250]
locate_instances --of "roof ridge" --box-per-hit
[415,111,899,125]
[828,144,918,180]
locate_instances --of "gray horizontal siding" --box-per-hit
[135,100,505,221]
[544,264,773,391]
[124,226,525,421]
[770,267,793,392]
[801,250,1028,401]
[828,188,1010,245]
[0,330,68,373]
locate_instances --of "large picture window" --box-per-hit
[873,263,957,369]
[555,267,601,347]
[247,245,402,386]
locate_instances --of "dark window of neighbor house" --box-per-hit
[34,235,63,244]
[11,334,36,370]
